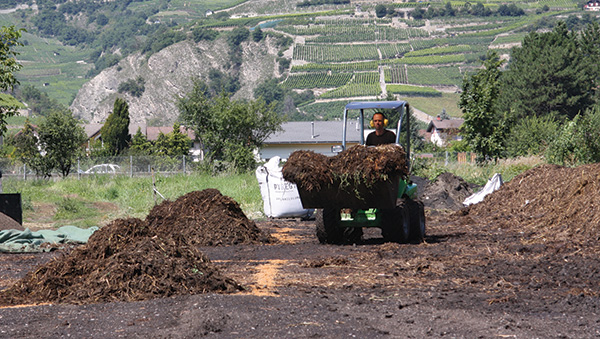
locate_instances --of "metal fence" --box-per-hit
[0,155,204,179]
[0,151,480,180]
[414,151,478,166]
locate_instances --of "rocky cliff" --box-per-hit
[70,36,280,125]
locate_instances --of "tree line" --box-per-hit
[297,0,350,8]
[6,98,192,178]
[376,2,530,20]
[458,21,600,166]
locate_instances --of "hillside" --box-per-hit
[1,0,587,123]
[70,36,280,124]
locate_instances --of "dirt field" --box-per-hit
[1,166,600,338]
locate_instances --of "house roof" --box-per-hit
[146,126,195,141]
[84,123,147,139]
[426,118,464,132]
[83,123,103,138]
[265,121,362,144]
[129,123,147,137]
[345,100,409,111]
[418,129,432,140]
[145,126,172,141]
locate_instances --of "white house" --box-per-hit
[259,120,363,160]
[584,0,600,11]
[426,118,464,147]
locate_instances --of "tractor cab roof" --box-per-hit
[345,101,409,111]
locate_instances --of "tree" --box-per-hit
[178,81,284,172]
[0,26,24,137]
[497,4,524,16]
[251,26,263,42]
[443,2,455,16]
[410,8,424,19]
[438,108,450,120]
[100,98,131,155]
[37,110,87,177]
[17,84,65,116]
[207,68,239,96]
[505,115,559,157]
[153,132,169,156]
[96,13,109,26]
[579,22,600,103]
[10,121,53,178]
[471,2,492,16]
[153,122,191,156]
[375,4,387,18]
[546,106,600,166]
[117,76,145,97]
[253,78,285,105]
[129,127,152,155]
[459,51,506,162]
[227,27,249,48]
[498,22,596,122]
[192,27,218,42]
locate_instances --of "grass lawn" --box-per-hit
[4,172,265,229]
[407,93,462,118]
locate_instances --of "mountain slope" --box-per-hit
[70,36,280,124]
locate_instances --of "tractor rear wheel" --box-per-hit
[381,199,410,243]
[407,199,426,242]
[315,208,344,244]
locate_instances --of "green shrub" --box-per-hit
[546,106,600,166]
[506,115,559,157]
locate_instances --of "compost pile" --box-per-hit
[421,172,475,210]
[0,212,23,231]
[0,189,274,305]
[146,188,275,246]
[463,163,600,244]
[282,144,408,191]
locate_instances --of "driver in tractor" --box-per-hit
[341,112,397,240]
[366,112,396,146]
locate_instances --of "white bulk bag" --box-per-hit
[256,156,313,218]
[463,173,503,206]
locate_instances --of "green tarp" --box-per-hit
[0,226,98,253]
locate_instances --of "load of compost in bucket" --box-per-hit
[282,144,408,192]
[0,189,273,305]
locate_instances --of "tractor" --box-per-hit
[295,101,425,244]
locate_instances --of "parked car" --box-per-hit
[84,164,121,174]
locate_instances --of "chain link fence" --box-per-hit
[413,151,478,166]
[0,151,480,180]
[0,155,205,179]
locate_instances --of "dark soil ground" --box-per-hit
[1,165,600,338]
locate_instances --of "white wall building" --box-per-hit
[259,121,363,160]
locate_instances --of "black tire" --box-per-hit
[381,199,410,243]
[407,199,426,243]
[343,226,363,245]
[315,208,344,244]
[315,209,363,244]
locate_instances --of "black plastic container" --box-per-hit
[0,193,23,225]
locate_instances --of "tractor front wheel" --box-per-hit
[315,208,344,244]
[381,199,410,243]
[407,199,426,242]
[315,208,363,244]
